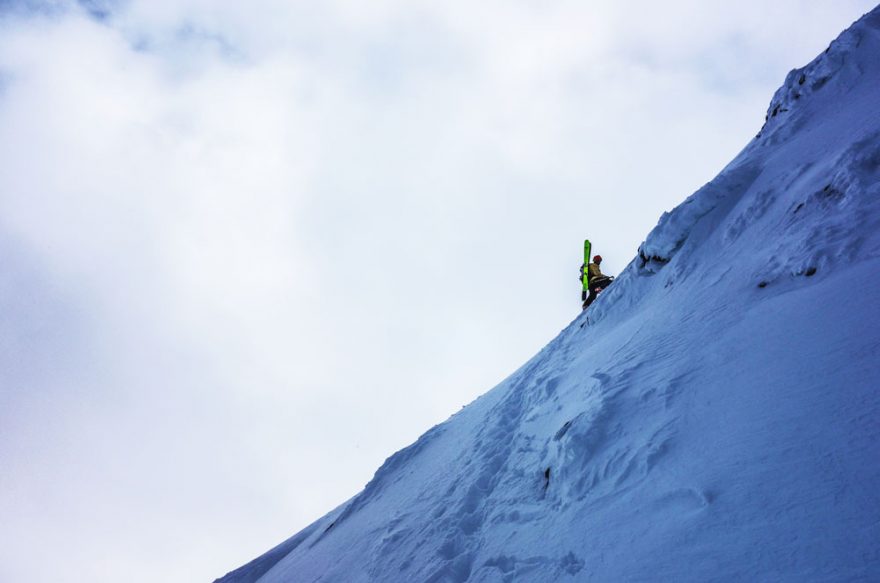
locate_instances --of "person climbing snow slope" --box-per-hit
[582,254,613,309]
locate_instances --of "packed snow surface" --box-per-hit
[218,8,880,582]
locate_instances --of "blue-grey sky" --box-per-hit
[0,1,875,581]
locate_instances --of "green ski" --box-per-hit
[582,239,591,303]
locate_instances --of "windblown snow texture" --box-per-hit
[218,9,880,582]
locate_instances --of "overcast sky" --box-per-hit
[0,1,875,581]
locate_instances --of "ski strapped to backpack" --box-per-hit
[582,239,591,301]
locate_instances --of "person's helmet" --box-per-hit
[593,255,602,263]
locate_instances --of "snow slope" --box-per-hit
[218,9,880,582]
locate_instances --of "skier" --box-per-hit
[582,254,613,309]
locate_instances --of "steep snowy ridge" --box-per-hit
[218,8,880,582]
[591,6,880,329]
